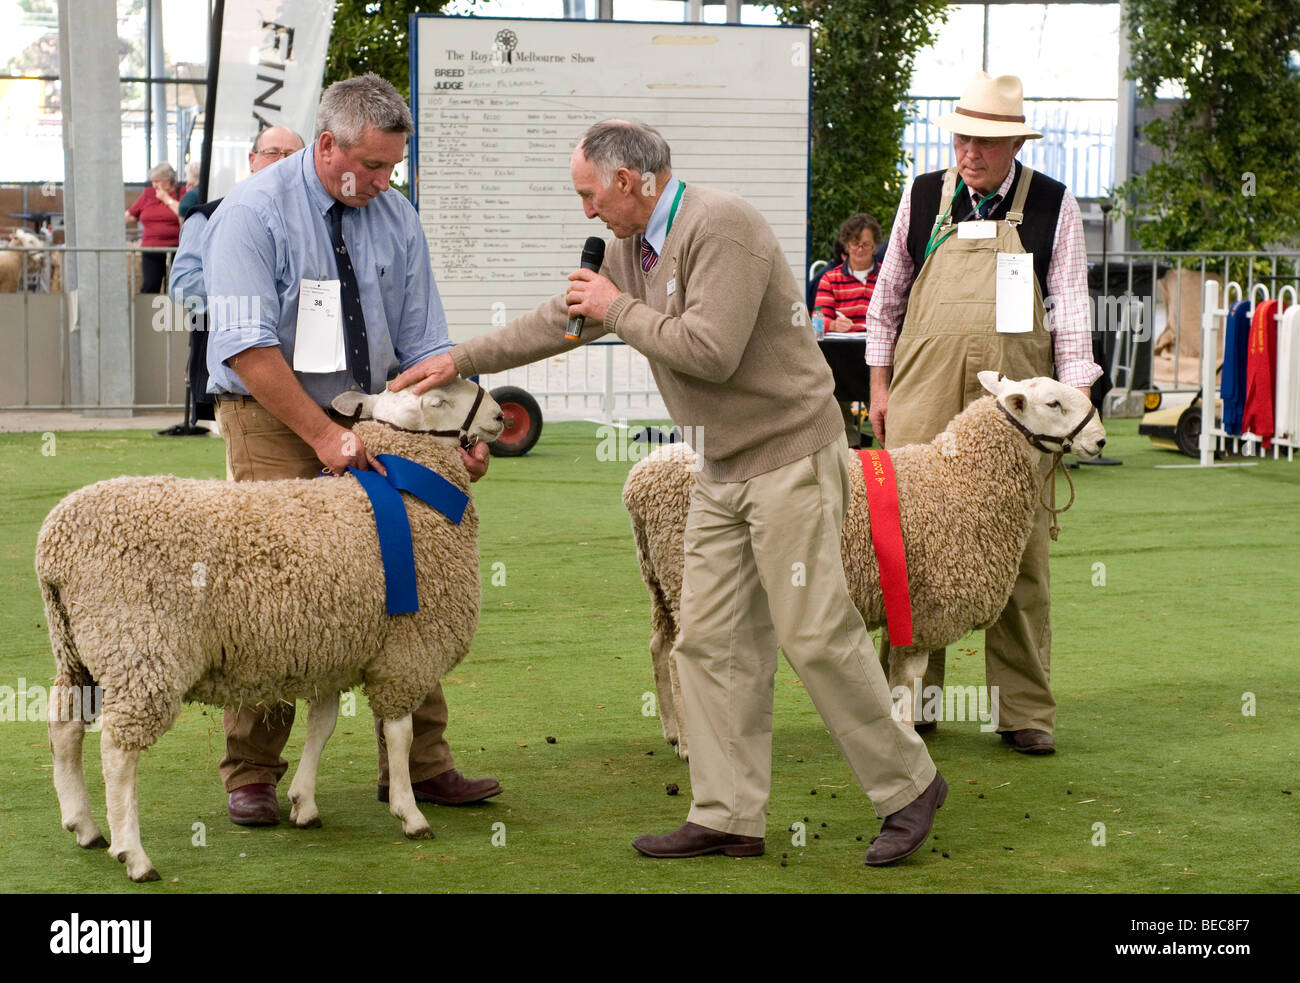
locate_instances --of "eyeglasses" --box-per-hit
[253,148,296,160]
[846,238,876,250]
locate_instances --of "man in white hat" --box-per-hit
[863,71,1102,754]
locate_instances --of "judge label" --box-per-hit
[293,278,347,372]
[995,252,1034,334]
[957,220,996,240]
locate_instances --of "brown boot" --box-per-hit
[378,768,502,806]
[633,822,764,858]
[865,774,946,866]
[227,783,280,826]
[1000,729,1056,754]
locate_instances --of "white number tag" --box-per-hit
[293,278,347,372]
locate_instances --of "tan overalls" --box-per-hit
[882,165,1057,734]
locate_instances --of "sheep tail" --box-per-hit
[40,577,98,717]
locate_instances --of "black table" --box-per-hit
[817,335,870,402]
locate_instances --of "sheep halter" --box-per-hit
[426,383,488,451]
[855,449,914,646]
[994,398,1093,542]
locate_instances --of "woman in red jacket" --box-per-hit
[125,162,182,293]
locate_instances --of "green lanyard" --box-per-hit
[923,179,999,262]
[665,180,685,237]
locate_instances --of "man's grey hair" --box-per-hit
[315,73,413,147]
[148,162,176,185]
[579,120,671,186]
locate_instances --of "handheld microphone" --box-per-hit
[564,236,607,341]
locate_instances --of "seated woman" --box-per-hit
[814,213,881,447]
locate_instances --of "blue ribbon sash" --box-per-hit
[347,454,470,615]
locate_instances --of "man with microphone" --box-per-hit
[392,119,943,867]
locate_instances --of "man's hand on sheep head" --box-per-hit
[331,383,500,483]
[390,353,459,397]
[386,360,500,482]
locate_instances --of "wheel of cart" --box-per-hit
[487,385,543,457]
[1174,393,1203,458]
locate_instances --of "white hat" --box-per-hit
[934,72,1043,140]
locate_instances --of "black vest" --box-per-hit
[187,197,223,222]
[905,161,1065,298]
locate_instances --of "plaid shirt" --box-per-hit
[864,165,1101,388]
[813,260,877,330]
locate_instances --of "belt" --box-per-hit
[216,394,353,424]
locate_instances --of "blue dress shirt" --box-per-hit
[201,145,451,406]
[169,211,208,313]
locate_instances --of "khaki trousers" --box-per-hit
[215,397,455,791]
[675,438,936,837]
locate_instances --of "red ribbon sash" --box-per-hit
[856,449,914,647]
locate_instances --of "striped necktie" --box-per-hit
[640,238,658,273]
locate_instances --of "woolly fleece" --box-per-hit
[36,421,479,752]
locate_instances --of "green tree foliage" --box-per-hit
[326,1,474,98]
[770,0,948,259]
[1115,0,1300,252]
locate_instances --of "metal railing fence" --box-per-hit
[0,243,182,411]
[1088,251,1300,410]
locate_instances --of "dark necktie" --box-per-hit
[327,201,371,391]
[640,237,658,273]
[975,193,1003,220]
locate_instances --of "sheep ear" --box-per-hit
[1005,392,1028,414]
[978,370,1007,395]
[331,391,376,419]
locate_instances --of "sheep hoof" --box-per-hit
[82,834,109,850]
[131,867,161,883]
[293,815,322,830]
[404,826,434,841]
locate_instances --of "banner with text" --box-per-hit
[208,0,334,198]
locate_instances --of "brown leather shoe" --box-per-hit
[228,783,280,826]
[633,822,764,858]
[865,773,947,866]
[377,769,502,806]
[1000,729,1056,754]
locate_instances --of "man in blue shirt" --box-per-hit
[171,126,306,312]
[170,126,305,420]
[202,74,498,827]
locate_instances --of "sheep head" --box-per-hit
[331,379,504,445]
[978,371,1107,460]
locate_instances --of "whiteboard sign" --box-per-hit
[412,16,810,342]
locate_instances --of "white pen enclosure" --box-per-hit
[411,15,811,342]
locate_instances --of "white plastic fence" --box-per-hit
[1199,280,1300,465]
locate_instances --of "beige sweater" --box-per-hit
[451,184,841,481]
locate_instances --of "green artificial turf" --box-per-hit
[0,418,1297,893]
